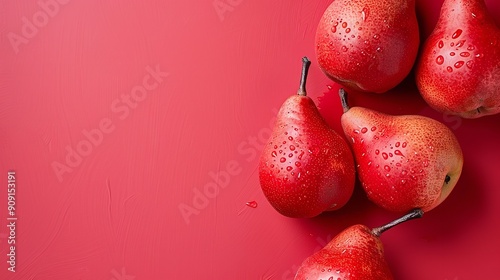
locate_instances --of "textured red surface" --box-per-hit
[1,1,500,279]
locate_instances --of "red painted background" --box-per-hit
[1,1,500,279]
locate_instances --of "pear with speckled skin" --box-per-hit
[416,0,500,118]
[258,58,355,218]
[315,0,419,93]
[295,209,424,280]
[338,89,463,213]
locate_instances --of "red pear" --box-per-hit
[295,209,424,280]
[315,0,420,93]
[416,0,500,118]
[338,89,463,213]
[258,58,355,218]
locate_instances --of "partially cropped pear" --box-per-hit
[416,0,500,118]
[295,209,424,280]
[315,0,420,93]
[258,58,355,218]
[338,89,463,213]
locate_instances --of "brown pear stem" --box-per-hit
[297,57,311,96]
[338,88,350,113]
[371,209,424,237]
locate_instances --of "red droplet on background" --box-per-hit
[246,201,258,208]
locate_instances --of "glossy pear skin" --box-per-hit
[315,0,419,93]
[341,107,463,212]
[259,95,355,218]
[294,225,393,280]
[416,0,500,118]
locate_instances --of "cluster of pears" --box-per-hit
[316,0,500,118]
[259,57,463,279]
[257,0,500,277]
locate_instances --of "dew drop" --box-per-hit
[382,153,388,160]
[386,173,391,177]
[438,40,444,48]
[331,26,337,33]
[373,34,380,40]
[279,150,283,154]
[384,165,391,171]
[401,170,408,175]
[389,153,393,157]
[364,40,369,44]
[342,22,348,28]
[452,29,462,39]
[395,142,400,147]
[376,47,382,52]
[361,7,369,21]
[401,179,406,185]
[454,61,465,68]
[283,141,286,144]
[361,127,368,133]
[475,53,483,58]
[351,137,355,143]
[450,51,455,56]
[345,28,351,33]
[298,151,304,159]
[353,129,360,134]
[288,153,293,158]
[246,201,258,208]
[456,40,466,47]
[402,142,407,148]
[460,52,470,57]
[271,151,277,157]
[341,46,348,52]
[295,161,301,167]
[280,157,286,163]
[375,149,380,155]
[289,145,295,151]
[286,166,293,171]
[371,126,377,131]
[450,42,455,47]
[467,45,475,51]
[436,55,444,65]
[394,150,404,157]
[466,60,474,69]
[447,66,453,72]
[288,136,293,141]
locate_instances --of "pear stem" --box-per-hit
[297,57,311,96]
[371,209,424,237]
[338,88,350,113]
